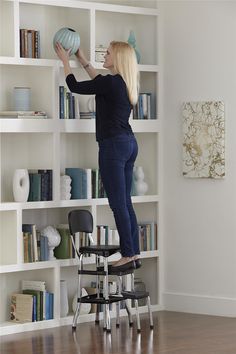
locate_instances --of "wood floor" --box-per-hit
[1,311,236,354]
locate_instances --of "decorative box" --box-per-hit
[95,45,107,62]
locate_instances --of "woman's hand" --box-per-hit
[55,42,71,63]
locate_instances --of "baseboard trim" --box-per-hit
[163,292,236,317]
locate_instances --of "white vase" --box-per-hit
[72,288,91,315]
[133,166,148,196]
[13,169,30,202]
[60,280,69,317]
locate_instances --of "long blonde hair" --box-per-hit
[110,41,139,105]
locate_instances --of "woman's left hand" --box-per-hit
[55,42,71,63]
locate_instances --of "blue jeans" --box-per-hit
[98,133,140,257]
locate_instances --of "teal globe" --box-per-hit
[53,27,80,56]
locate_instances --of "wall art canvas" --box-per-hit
[182,101,225,178]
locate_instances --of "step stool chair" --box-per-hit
[109,265,154,332]
[68,209,123,332]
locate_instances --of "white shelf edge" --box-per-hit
[95,62,159,72]
[0,251,159,274]
[0,56,57,66]
[0,303,162,336]
[18,0,159,16]
[0,119,55,133]
[0,195,159,211]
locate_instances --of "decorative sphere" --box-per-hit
[53,27,80,56]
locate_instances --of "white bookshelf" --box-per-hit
[0,0,163,335]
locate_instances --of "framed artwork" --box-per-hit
[182,101,225,178]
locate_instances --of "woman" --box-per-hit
[55,40,140,270]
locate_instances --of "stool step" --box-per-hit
[97,265,135,275]
[121,290,149,300]
[77,293,124,304]
[78,269,107,275]
[80,245,120,257]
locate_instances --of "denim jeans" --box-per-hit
[98,133,140,257]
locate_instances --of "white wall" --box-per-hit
[159,1,236,316]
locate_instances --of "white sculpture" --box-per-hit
[13,169,30,202]
[41,226,61,260]
[133,166,148,196]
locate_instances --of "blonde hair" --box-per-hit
[110,41,139,105]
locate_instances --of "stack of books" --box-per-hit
[0,111,47,119]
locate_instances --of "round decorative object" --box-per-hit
[60,280,69,317]
[13,169,30,202]
[53,27,80,55]
[41,226,61,260]
[72,288,91,315]
[133,166,148,196]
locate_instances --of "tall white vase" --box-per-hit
[133,166,148,196]
[60,280,69,317]
[12,169,30,202]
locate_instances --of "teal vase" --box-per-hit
[53,27,80,56]
[127,30,141,64]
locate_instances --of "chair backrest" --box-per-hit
[68,209,93,235]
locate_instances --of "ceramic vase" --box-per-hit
[127,30,141,63]
[60,280,69,317]
[13,169,30,202]
[133,166,148,196]
[53,27,80,55]
[13,87,31,111]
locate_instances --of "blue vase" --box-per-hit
[53,27,80,56]
[127,30,141,64]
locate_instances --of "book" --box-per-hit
[10,293,33,323]
[0,110,47,119]
[22,224,38,262]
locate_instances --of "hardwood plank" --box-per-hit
[1,311,236,354]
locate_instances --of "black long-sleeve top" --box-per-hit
[66,73,133,142]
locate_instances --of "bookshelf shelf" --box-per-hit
[0,0,162,335]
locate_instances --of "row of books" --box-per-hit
[65,168,106,199]
[28,169,53,202]
[10,280,53,323]
[59,86,96,119]
[23,224,49,263]
[133,93,153,119]
[138,222,158,251]
[20,29,40,58]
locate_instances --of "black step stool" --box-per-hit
[68,209,122,332]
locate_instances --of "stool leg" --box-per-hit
[147,296,154,329]
[134,299,141,333]
[103,257,111,332]
[116,276,122,328]
[124,274,133,327]
[72,253,83,331]
[95,255,100,324]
